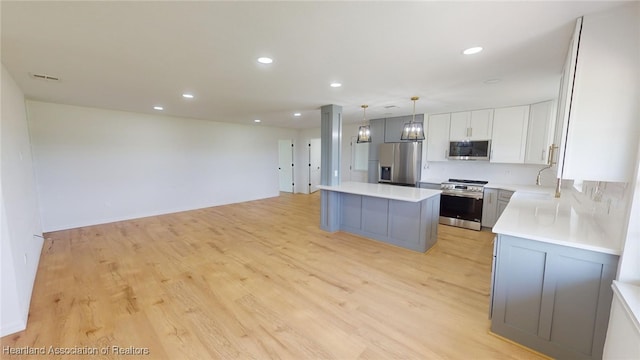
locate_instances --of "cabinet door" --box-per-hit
[427,113,450,161]
[492,236,548,336]
[561,6,639,182]
[481,188,498,227]
[525,101,556,165]
[497,200,509,219]
[553,19,581,178]
[541,248,618,358]
[384,115,424,143]
[492,235,620,360]
[491,106,530,163]
[449,111,470,140]
[469,109,494,140]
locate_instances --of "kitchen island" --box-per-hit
[490,191,622,360]
[318,182,441,252]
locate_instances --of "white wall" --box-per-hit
[27,101,298,231]
[1,64,44,336]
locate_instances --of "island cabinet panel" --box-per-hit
[362,196,389,237]
[491,235,619,360]
[340,193,362,231]
[318,183,440,252]
[388,200,421,246]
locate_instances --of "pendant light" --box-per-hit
[400,96,425,141]
[357,104,371,143]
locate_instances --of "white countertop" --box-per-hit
[318,182,441,202]
[612,281,640,334]
[493,191,623,255]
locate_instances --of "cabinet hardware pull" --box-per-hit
[541,149,546,161]
[548,144,559,166]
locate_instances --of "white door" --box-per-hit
[309,138,321,193]
[350,136,368,182]
[278,139,293,193]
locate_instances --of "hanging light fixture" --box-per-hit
[400,96,425,141]
[357,104,371,143]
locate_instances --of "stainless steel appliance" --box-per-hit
[448,140,491,160]
[378,142,421,187]
[439,179,488,230]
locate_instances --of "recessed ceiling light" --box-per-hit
[463,46,483,55]
[293,113,301,117]
[153,106,164,111]
[254,119,261,123]
[484,79,501,84]
[182,93,194,99]
[330,82,342,88]
[257,57,273,64]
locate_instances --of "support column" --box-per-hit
[320,104,342,232]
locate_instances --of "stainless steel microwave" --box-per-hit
[448,140,491,160]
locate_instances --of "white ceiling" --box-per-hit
[1,1,626,129]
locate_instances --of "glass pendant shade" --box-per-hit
[400,96,425,141]
[357,125,371,143]
[356,104,372,143]
[400,122,425,141]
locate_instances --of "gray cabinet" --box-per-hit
[384,115,424,143]
[481,188,499,228]
[367,119,385,183]
[497,190,513,220]
[419,182,441,190]
[336,192,440,252]
[483,189,513,228]
[491,235,619,360]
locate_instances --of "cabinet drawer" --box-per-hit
[498,190,514,202]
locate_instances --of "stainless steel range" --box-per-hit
[439,179,488,231]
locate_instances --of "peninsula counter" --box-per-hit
[318,182,441,252]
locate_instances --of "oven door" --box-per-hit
[439,193,484,230]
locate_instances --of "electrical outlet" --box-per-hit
[24,254,27,265]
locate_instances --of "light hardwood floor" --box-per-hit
[2,192,545,359]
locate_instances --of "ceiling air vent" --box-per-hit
[29,73,60,82]
[384,105,398,109]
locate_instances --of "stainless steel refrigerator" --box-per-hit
[378,142,422,186]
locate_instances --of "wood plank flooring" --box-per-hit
[2,192,545,359]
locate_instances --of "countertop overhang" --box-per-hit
[318,182,441,202]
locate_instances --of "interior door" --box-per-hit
[309,138,321,193]
[350,136,368,182]
[278,139,293,193]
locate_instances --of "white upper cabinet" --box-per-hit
[427,113,451,161]
[525,100,556,165]
[491,106,530,163]
[556,4,639,182]
[450,109,493,140]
